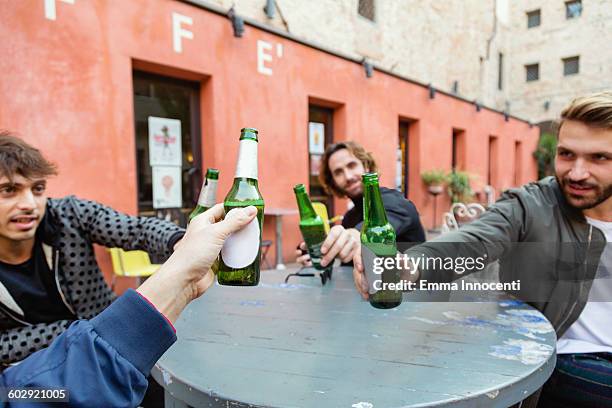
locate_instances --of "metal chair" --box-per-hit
[312,202,343,230]
[312,202,331,233]
[441,202,487,233]
[108,248,161,291]
[260,240,274,270]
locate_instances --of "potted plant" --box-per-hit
[421,169,447,195]
[447,171,474,203]
[533,132,557,179]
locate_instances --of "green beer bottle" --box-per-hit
[189,168,219,221]
[217,128,264,286]
[293,184,330,272]
[361,173,402,309]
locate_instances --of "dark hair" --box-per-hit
[319,141,378,197]
[0,131,57,181]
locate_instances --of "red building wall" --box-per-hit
[0,0,539,289]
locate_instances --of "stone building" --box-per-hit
[198,0,611,123]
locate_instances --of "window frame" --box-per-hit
[525,63,540,82]
[132,70,202,224]
[563,56,580,76]
[565,0,582,19]
[357,0,376,22]
[526,9,541,28]
[308,105,335,213]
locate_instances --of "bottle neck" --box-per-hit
[234,139,258,180]
[295,190,317,220]
[197,178,218,208]
[363,182,388,227]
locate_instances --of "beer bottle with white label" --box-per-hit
[218,128,264,286]
[361,173,402,309]
[189,168,219,221]
[293,184,330,272]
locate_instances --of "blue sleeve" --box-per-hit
[0,290,176,408]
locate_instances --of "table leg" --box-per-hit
[275,215,286,270]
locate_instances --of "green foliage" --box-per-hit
[447,171,474,203]
[421,169,448,186]
[533,132,557,179]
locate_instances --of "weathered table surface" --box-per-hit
[152,267,556,408]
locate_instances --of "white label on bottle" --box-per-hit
[197,179,218,208]
[234,139,258,179]
[221,216,260,268]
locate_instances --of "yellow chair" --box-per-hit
[312,202,332,233]
[108,248,161,290]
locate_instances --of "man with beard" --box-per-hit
[296,141,425,268]
[353,92,612,407]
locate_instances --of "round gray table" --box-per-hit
[152,267,556,408]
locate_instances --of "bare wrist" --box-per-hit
[136,263,192,324]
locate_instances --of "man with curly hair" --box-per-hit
[296,141,425,268]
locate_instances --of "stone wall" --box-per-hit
[200,0,611,123]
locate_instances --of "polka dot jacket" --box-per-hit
[0,195,185,366]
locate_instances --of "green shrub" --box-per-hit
[421,169,448,186]
[533,132,557,179]
[447,171,474,203]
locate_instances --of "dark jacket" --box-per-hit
[0,289,176,408]
[343,187,426,243]
[407,177,607,337]
[0,196,184,365]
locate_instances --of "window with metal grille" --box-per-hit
[525,64,539,82]
[358,0,375,21]
[527,9,541,28]
[566,0,582,19]
[563,56,580,76]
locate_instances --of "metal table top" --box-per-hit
[152,267,556,408]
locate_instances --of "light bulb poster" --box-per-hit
[152,166,182,209]
[148,116,182,166]
[308,122,325,154]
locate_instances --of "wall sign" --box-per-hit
[148,117,182,166]
[44,0,75,21]
[42,3,288,77]
[172,12,193,53]
[308,122,325,154]
[152,166,182,209]
[257,40,284,76]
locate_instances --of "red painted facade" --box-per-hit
[0,0,539,289]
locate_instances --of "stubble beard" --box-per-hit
[557,175,612,210]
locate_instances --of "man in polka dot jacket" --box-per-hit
[0,133,185,366]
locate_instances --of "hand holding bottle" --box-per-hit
[137,204,257,323]
[296,226,360,267]
[295,242,313,267]
[319,226,360,267]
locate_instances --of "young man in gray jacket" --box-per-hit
[0,133,185,366]
[353,92,612,407]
